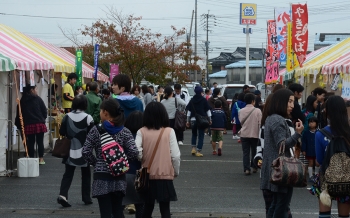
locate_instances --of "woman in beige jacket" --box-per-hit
[135,102,181,218]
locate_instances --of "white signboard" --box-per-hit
[341,74,350,99]
[330,74,340,91]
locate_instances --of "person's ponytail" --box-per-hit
[163,86,173,100]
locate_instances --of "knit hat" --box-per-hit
[194,86,203,95]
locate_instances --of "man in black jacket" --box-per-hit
[288,83,305,125]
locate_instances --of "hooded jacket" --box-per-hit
[116,94,144,118]
[231,100,246,125]
[186,94,211,118]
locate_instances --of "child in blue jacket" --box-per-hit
[231,93,246,140]
[301,116,319,181]
[211,100,227,156]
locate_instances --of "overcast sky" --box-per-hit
[1,0,349,61]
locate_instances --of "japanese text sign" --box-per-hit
[240,3,257,25]
[275,8,290,63]
[93,44,100,81]
[292,3,308,67]
[75,49,83,86]
[266,20,279,65]
[109,64,119,83]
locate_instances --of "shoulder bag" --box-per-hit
[174,98,187,131]
[191,101,210,129]
[52,123,71,158]
[270,141,307,187]
[240,108,256,126]
[135,128,165,193]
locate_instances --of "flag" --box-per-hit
[286,22,299,71]
[93,44,100,81]
[109,64,119,83]
[275,8,291,63]
[75,49,83,86]
[292,3,308,67]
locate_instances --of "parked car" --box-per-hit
[220,84,256,107]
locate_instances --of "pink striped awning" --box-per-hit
[26,36,109,82]
[0,31,53,71]
[322,52,350,74]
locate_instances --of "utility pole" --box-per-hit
[194,0,197,82]
[186,10,194,78]
[245,23,250,85]
[202,11,215,87]
[262,43,265,83]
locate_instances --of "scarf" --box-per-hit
[102,120,124,135]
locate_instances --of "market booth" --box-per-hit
[0,24,108,176]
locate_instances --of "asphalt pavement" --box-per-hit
[0,129,340,218]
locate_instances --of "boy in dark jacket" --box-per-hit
[211,100,227,156]
[301,116,319,181]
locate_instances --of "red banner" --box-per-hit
[265,62,279,84]
[266,20,279,66]
[292,4,308,67]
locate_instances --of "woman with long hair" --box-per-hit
[260,89,304,217]
[135,102,180,218]
[82,99,138,218]
[161,86,187,145]
[315,96,350,218]
[15,85,47,164]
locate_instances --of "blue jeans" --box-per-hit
[191,120,205,151]
[267,187,293,218]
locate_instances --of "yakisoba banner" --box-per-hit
[292,3,308,67]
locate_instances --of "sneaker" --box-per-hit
[127,204,136,214]
[39,161,45,165]
[218,148,222,156]
[191,147,196,155]
[232,135,240,140]
[212,150,217,155]
[245,170,251,176]
[195,152,204,157]
[178,141,183,146]
[57,196,71,207]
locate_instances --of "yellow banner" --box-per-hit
[286,22,299,71]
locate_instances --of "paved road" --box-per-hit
[0,130,339,217]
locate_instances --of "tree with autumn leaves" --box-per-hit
[65,8,200,85]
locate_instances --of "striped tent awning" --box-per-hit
[0,53,16,71]
[294,38,350,77]
[0,24,74,73]
[26,36,109,82]
[0,30,54,71]
[322,52,350,74]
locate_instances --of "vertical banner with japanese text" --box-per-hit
[292,3,308,67]
[265,20,279,84]
[109,64,119,83]
[286,22,299,71]
[275,8,290,64]
[75,49,83,86]
[93,44,100,81]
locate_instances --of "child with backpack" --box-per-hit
[301,116,319,181]
[313,96,350,218]
[82,99,138,218]
[210,100,227,156]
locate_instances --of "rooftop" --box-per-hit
[314,33,350,45]
[209,70,227,78]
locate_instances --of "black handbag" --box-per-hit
[174,98,187,131]
[191,102,209,129]
[135,128,165,193]
[52,136,70,158]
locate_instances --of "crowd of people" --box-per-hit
[15,72,350,217]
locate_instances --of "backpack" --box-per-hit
[97,124,130,176]
[319,128,350,206]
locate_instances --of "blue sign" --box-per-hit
[93,43,100,81]
[243,6,255,16]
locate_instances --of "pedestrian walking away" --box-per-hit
[238,93,262,175]
[210,100,227,156]
[186,86,212,157]
[208,88,229,134]
[85,81,102,125]
[15,85,47,165]
[57,95,94,207]
[123,111,145,217]
[162,86,187,146]
[231,92,246,140]
[82,98,139,218]
[135,102,180,218]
